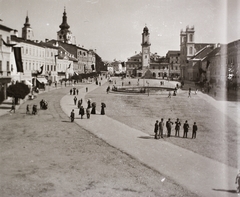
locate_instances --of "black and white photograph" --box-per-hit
[0,0,240,196]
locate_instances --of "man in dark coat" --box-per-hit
[79,106,85,119]
[101,103,106,115]
[154,120,159,139]
[73,96,77,105]
[175,118,181,137]
[183,120,189,138]
[158,118,164,138]
[166,118,173,137]
[70,109,75,122]
[192,122,198,139]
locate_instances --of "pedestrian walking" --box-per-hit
[192,122,198,139]
[154,120,159,139]
[26,104,30,114]
[168,91,171,98]
[183,120,189,138]
[86,87,88,92]
[87,99,91,109]
[9,104,15,113]
[79,106,85,119]
[188,88,191,98]
[86,108,90,119]
[106,86,110,94]
[101,103,106,115]
[166,118,173,137]
[73,96,77,105]
[70,109,75,122]
[91,102,96,114]
[32,104,37,115]
[175,118,181,137]
[78,99,82,108]
[236,170,240,193]
[158,118,164,138]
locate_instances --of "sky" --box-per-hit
[0,0,239,61]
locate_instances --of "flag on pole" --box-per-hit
[91,64,95,71]
[37,65,44,75]
[1,38,16,47]
[13,47,23,72]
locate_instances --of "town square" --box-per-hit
[0,0,240,196]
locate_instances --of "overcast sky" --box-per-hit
[0,0,239,61]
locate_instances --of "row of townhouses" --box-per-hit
[126,26,240,88]
[0,8,106,102]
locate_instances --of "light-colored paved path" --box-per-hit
[60,81,238,197]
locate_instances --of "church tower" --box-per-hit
[141,26,151,69]
[22,13,33,40]
[57,7,72,44]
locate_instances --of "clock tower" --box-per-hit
[57,7,72,44]
[141,26,151,69]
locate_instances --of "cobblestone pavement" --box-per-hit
[0,85,197,197]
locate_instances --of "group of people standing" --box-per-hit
[70,95,106,122]
[154,118,198,139]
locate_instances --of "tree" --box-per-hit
[7,82,30,104]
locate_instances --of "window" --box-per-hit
[145,55,147,59]
[7,36,10,44]
[189,47,193,55]
[0,35,2,46]
[0,61,2,71]
[189,34,193,42]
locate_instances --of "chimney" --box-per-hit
[45,39,49,42]
[13,30,18,37]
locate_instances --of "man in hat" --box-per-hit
[154,120,159,139]
[158,118,164,138]
[166,118,173,137]
[183,120,189,138]
[175,118,181,137]
[70,109,75,122]
[192,122,198,139]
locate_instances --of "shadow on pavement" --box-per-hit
[212,188,237,193]
[61,120,72,123]
[0,106,11,109]
[138,136,154,139]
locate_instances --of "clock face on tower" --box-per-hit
[144,49,148,54]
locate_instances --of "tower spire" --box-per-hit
[24,12,30,27]
[59,6,70,30]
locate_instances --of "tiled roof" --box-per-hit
[191,45,215,60]
[11,35,44,48]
